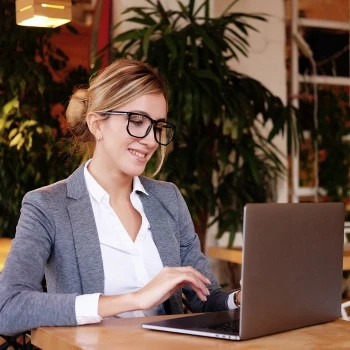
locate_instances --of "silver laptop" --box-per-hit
[142,203,345,341]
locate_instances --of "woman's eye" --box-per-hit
[129,115,145,126]
[155,127,162,134]
[131,120,143,126]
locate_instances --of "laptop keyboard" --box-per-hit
[201,320,240,333]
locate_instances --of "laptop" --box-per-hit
[142,203,345,341]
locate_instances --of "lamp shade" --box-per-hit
[16,0,72,28]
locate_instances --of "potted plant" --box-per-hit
[99,0,299,249]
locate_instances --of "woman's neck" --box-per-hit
[87,158,133,199]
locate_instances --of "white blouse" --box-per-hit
[75,162,164,325]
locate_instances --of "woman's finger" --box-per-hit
[172,266,211,285]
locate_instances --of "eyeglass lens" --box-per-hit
[128,113,174,145]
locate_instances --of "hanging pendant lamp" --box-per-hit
[16,0,72,28]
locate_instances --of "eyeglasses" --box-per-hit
[99,111,176,146]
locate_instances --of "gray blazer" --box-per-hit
[0,164,230,335]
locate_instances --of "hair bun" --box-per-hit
[66,89,88,124]
[72,89,89,104]
[66,89,91,141]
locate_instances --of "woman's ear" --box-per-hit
[86,112,102,139]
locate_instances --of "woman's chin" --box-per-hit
[124,165,147,177]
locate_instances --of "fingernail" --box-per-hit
[206,287,210,295]
[206,278,211,284]
[203,296,207,301]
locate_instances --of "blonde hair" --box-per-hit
[65,59,170,175]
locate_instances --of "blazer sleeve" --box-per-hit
[171,183,232,312]
[0,192,77,336]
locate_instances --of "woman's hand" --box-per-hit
[134,266,211,310]
[98,266,210,318]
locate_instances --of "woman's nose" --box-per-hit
[139,127,158,147]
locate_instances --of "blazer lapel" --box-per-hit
[140,192,180,268]
[138,180,184,314]
[66,164,104,294]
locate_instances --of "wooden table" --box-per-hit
[0,238,11,271]
[208,243,350,270]
[31,314,350,350]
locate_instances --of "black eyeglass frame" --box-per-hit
[99,111,176,146]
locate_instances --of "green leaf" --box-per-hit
[193,0,207,17]
[142,24,158,56]
[193,24,218,54]
[163,34,177,59]
[225,27,250,47]
[177,1,189,18]
[3,98,19,116]
[190,36,199,68]
[8,128,18,140]
[125,16,157,26]
[122,7,153,16]
[9,133,23,147]
[112,29,147,43]
[145,0,157,6]
[239,146,260,184]
[177,37,186,77]
[16,137,25,150]
[196,70,222,86]
[188,0,195,17]
[225,35,249,57]
[222,0,240,15]
[204,0,210,19]
[156,1,170,25]
[18,120,37,132]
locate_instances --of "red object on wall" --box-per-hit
[90,0,112,69]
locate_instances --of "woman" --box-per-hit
[0,59,240,335]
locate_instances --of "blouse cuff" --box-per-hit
[75,293,103,325]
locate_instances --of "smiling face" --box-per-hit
[90,93,167,178]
